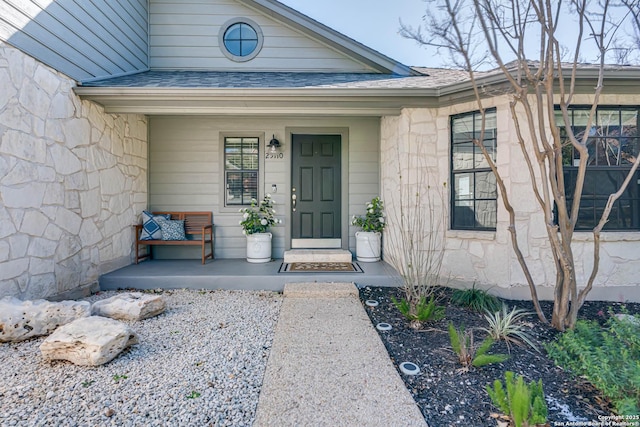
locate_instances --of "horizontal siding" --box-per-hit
[149,116,380,259]
[0,0,148,81]
[150,46,352,60]
[149,0,375,72]
[347,119,380,252]
[149,172,217,184]
[151,34,324,49]
[148,57,367,72]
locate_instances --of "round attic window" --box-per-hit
[219,18,263,62]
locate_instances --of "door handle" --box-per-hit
[292,188,296,212]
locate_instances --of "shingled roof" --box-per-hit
[79,64,489,90]
[80,70,447,89]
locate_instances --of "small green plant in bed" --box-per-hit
[486,371,548,427]
[451,283,502,313]
[391,295,445,329]
[448,323,508,371]
[545,310,640,415]
[481,305,539,352]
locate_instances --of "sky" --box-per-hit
[277,0,435,67]
[277,0,638,68]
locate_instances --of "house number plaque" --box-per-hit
[265,152,284,159]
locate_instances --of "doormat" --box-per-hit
[278,262,364,273]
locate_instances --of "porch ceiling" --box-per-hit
[73,86,439,116]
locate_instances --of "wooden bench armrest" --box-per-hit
[202,224,213,236]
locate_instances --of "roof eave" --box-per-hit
[73,67,640,115]
[73,86,439,115]
[438,68,640,105]
[436,67,640,98]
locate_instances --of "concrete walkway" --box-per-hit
[254,282,427,427]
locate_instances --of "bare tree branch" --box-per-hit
[401,0,637,330]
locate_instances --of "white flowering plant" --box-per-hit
[239,194,280,235]
[352,196,386,233]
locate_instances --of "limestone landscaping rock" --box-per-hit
[91,292,166,321]
[40,316,138,366]
[0,297,91,342]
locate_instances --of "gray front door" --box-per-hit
[291,134,341,248]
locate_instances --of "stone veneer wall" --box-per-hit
[0,42,148,300]
[381,96,640,302]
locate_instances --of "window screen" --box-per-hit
[225,137,259,206]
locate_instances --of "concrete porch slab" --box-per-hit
[99,259,401,292]
[283,249,353,263]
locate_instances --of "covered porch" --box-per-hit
[99,258,402,292]
[74,71,434,263]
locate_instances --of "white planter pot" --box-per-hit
[246,232,272,263]
[355,231,381,262]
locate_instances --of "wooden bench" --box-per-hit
[134,211,214,264]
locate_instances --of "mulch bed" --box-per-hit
[359,285,640,427]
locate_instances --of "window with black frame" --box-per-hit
[224,137,259,206]
[556,106,640,230]
[450,109,498,230]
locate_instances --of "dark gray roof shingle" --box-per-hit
[80,64,640,90]
[81,70,462,89]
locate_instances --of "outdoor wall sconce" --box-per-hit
[268,135,281,153]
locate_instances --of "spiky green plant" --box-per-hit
[451,283,502,313]
[486,371,548,427]
[481,305,538,352]
[391,295,445,329]
[448,323,508,370]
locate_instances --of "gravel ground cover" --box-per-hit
[360,285,640,427]
[0,289,282,427]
